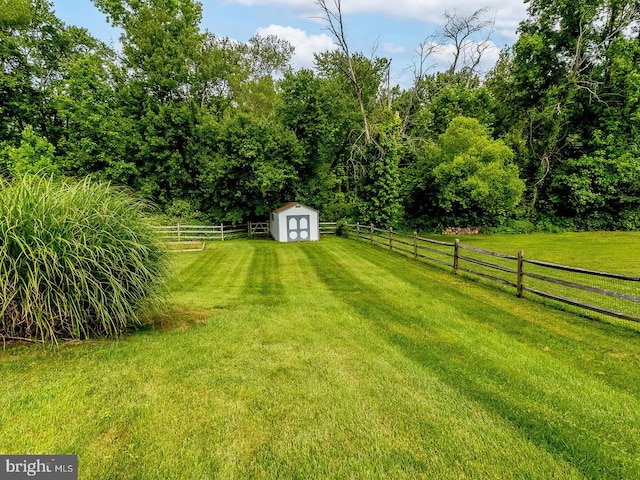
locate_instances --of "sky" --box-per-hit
[50,0,530,87]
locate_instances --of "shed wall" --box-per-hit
[271,204,319,242]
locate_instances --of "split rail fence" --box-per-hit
[153,221,338,251]
[154,221,639,325]
[348,223,640,325]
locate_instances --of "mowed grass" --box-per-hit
[1,237,640,478]
[432,231,640,274]
[420,231,640,327]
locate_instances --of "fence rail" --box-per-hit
[346,223,640,326]
[154,221,639,325]
[152,223,249,244]
[248,221,269,237]
[319,222,338,234]
[154,220,338,246]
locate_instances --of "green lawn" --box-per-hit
[432,231,640,274]
[1,237,640,478]
[416,231,640,326]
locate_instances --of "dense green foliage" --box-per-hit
[1,0,638,230]
[0,175,166,342]
[410,117,526,228]
[1,238,639,477]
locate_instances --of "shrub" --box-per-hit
[0,175,167,343]
[0,126,58,178]
[432,117,526,228]
[335,219,351,238]
[549,153,640,231]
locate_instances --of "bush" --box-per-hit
[432,117,526,227]
[0,126,58,178]
[0,175,167,343]
[335,219,351,238]
[549,153,640,231]
[483,219,536,235]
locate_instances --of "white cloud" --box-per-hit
[229,0,319,17]
[383,42,405,54]
[229,0,527,36]
[488,2,528,42]
[226,0,525,84]
[230,0,441,19]
[256,24,336,69]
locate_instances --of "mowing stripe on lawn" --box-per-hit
[1,238,639,479]
[301,239,640,479]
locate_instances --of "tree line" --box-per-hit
[1,0,639,231]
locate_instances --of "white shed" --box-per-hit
[271,202,319,242]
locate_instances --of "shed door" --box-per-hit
[287,215,310,241]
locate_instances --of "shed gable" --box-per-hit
[270,202,319,242]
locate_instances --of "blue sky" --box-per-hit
[51,0,529,87]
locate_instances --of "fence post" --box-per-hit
[517,250,524,297]
[370,224,374,243]
[389,227,394,251]
[221,223,224,242]
[356,222,360,240]
[248,221,252,238]
[453,239,460,274]
[413,232,418,259]
[177,222,181,243]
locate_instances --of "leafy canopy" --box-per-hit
[433,117,526,227]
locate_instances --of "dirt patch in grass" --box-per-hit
[140,305,214,332]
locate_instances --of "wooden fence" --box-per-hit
[153,223,250,244]
[319,222,338,235]
[154,221,338,249]
[348,223,640,325]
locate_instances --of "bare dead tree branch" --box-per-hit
[442,8,494,81]
[398,33,441,133]
[315,0,371,143]
[414,33,442,86]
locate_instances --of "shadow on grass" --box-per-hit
[138,305,214,332]
[302,242,640,480]
[242,243,284,305]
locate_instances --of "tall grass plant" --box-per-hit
[0,175,167,342]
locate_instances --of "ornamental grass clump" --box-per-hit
[0,175,167,343]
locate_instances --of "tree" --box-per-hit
[0,0,31,26]
[400,8,495,137]
[93,0,203,103]
[0,125,57,177]
[441,8,495,84]
[407,74,495,138]
[0,0,69,143]
[494,0,640,218]
[49,29,135,181]
[315,0,375,142]
[231,34,295,119]
[89,0,206,209]
[278,69,343,210]
[198,113,303,223]
[193,34,246,114]
[315,50,390,194]
[359,110,403,227]
[550,152,640,230]
[193,32,294,118]
[431,117,525,227]
[245,34,294,80]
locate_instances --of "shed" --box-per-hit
[270,202,319,242]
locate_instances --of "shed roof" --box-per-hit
[273,202,317,213]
